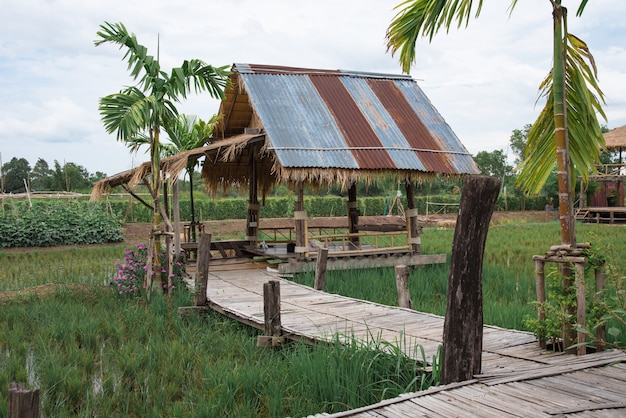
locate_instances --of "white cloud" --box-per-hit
[1,0,625,176]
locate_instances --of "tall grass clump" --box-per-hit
[0,286,439,416]
[294,222,625,334]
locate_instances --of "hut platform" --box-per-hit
[199,261,626,417]
[575,206,626,224]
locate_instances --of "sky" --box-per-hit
[1,0,625,177]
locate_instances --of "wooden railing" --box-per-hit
[308,230,409,256]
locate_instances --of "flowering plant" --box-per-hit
[112,244,187,297]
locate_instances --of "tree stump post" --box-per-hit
[257,280,284,347]
[395,265,413,309]
[314,247,329,291]
[9,382,39,418]
[441,176,500,385]
[194,233,212,307]
[595,264,606,351]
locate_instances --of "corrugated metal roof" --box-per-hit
[219,63,479,176]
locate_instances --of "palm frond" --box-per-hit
[385,0,486,73]
[516,33,606,194]
[94,22,160,85]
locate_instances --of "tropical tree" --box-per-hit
[95,21,228,290]
[129,113,220,241]
[386,0,606,249]
[1,157,31,193]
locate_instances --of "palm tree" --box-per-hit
[168,115,220,242]
[129,114,220,242]
[95,21,228,289]
[385,0,605,248]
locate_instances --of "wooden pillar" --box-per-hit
[441,176,500,385]
[395,264,413,309]
[575,262,587,355]
[194,233,212,306]
[562,263,577,354]
[405,178,421,254]
[173,179,181,255]
[257,280,284,347]
[595,263,606,351]
[9,382,39,418]
[534,258,547,349]
[314,247,329,291]
[294,183,307,261]
[246,145,259,244]
[347,182,360,249]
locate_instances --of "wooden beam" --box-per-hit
[278,253,446,274]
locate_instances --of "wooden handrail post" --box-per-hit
[534,258,547,349]
[9,382,39,418]
[314,247,329,291]
[257,280,284,347]
[575,262,587,356]
[595,263,606,351]
[441,176,500,385]
[395,264,413,309]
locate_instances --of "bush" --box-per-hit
[0,200,124,248]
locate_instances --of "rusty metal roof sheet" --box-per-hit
[218,63,479,176]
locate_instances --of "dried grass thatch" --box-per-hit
[604,125,626,150]
[91,133,265,200]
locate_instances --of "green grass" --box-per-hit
[294,221,626,335]
[0,246,435,417]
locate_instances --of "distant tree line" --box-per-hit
[0,157,107,194]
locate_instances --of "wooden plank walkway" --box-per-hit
[202,261,626,417]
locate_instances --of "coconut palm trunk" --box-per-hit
[553,2,576,247]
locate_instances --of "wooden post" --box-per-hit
[441,176,500,385]
[534,258,547,349]
[294,183,307,261]
[347,183,360,249]
[314,247,329,291]
[9,382,39,418]
[194,233,212,307]
[562,263,577,354]
[595,263,606,351]
[257,280,284,347]
[395,264,413,309]
[173,179,181,255]
[246,145,259,244]
[575,262,587,356]
[405,179,421,254]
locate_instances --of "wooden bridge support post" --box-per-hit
[257,280,284,347]
[405,179,421,254]
[395,264,413,309]
[9,382,39,418]
[194,233,212,307]
[441,176,500,385]
[347,183,360,249]
[534,258,547,349]
[314,247,329,291]
[595,264,606,351]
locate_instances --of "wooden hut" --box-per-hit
[577,124,626,223]
[93,63,480,271]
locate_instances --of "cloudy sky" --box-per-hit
[1,0,625,176]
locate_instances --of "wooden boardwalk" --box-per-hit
[202,261,626,417]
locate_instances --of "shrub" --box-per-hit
[112,244,187,297]
[0,200,123,248]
